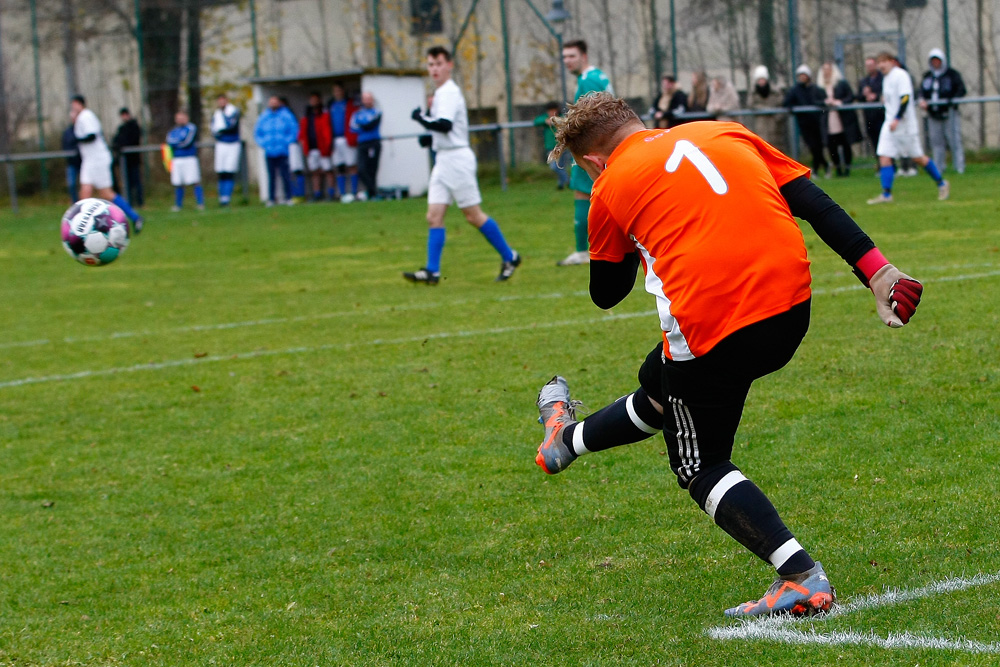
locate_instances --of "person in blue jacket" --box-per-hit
[254,95,299,206]
[350,91,382,201]
[166,110,204,211]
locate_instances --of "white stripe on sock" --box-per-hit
[768,538,804,570]
[572,421,590,456]
[704,470,747,520]
[626,393,661,434]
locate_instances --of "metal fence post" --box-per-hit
[496,125,507,192]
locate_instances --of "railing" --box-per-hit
[3,95,998,212]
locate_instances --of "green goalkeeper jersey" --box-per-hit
[575,67,613,101]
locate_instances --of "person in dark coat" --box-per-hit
[857,57,885,161]
[62,124,81,202]
[783,64,829,177]
[112,107,144,207]
[818,62,862,176]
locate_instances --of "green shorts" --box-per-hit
[570,163,594,194]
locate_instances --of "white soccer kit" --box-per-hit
[74,108,113,189]
[426,79,481,208]
[877,66,924,159]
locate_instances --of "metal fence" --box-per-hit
[3,96,998,213]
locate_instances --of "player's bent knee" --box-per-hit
[687,461,742,513]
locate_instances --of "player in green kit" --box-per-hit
[557,39,613,266]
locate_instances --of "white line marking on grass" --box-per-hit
[707,571,1000,653]
[6,266,999,352]
[0,290,591,351]
[0,310,652,389]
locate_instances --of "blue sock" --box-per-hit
[313,190,322,200]
[112,194,140,222]
[327,187,336,200]
[879,166,895,195]
[174,187,184,208]
[194,185,204,206]
[924,159,943,185]
[294,174,305,197]
[223,179,234,201]
[427,228,446,273]
[478,218,514,262]
[350,174,359,194]
[337,175,347,195]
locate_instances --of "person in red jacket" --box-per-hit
[299,92,334,202]
[329,82,360,202]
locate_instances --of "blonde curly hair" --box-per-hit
[548,92,643,165]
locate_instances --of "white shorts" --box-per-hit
[307,149,332,172]
[332,137,357,168]
[79,158,113,190]
[876,126,924,159]
[214,141,242,174]
[171,155,201,186]
[427,146,482,209]
[288,142,304,172]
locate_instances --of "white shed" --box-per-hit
[249,67,430,201]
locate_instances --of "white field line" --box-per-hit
[707,571,1000,653]
[0,310,651,389]
[3,267,999,390]
[4,265,999,353]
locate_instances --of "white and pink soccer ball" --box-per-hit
[60,198,131,266]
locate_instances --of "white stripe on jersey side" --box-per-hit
[633,239,694,362]
[669,396,700,482]
[626,393,662,434]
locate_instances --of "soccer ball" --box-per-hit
[61,198,131,266]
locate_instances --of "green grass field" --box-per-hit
[1,165,998,666]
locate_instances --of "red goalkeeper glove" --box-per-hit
[855,248,923,328]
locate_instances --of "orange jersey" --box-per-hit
[588,122,812,360]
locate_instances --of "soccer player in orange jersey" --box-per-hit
[534,93,923,617]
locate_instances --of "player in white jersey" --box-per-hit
[69,95,144,232]
[405,46,521,284]
[867,52,949,205]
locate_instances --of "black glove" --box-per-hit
[418,134,432,148]
[411,107,423,121]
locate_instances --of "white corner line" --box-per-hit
[707,570,1000,653]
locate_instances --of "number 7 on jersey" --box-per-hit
[665,139,729,195]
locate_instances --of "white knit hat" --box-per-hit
[752,65,769,81]
[795,64,812,78]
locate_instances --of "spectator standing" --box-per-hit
[405,46,521,284]
[62,123,81,202]
[558,38,613,267]
[329,83,360,202]
[351,91,382,201]
[282,98,306,202]
[919,48,966,174]
[783,65,829,178]
[299,92,334,202]
[533,101,568,189]
[112,107,143,207]
[211,93,242,206]
[254,95,298,207]
[867,52,949,204]
[857,57,885,161]
[817,62,862,177]
[688,71,709,114]
[650,75,688,129]
[69,95,144,232]
[747,65,787,151]
[707,76,740,123]
[166,110,204,212]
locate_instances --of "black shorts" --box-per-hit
[637,300,811,488]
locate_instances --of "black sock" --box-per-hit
[689,462,815,574]
[561,387,663,456]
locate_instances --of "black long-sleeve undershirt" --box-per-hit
[896,94,910,120]
[76,133,97,143]
[414,116,453,134]
[588,175,875,309]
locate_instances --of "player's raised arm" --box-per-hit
[779,175,923,327]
